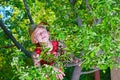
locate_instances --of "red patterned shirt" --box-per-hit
[34,41,58,66]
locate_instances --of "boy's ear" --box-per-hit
[48,32,50,35]
[31,33,38,44]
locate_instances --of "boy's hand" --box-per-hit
[53,67,65,80]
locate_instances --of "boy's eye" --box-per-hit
[39,31,45,35]
[39,32,43,35]
[40,33,42,35]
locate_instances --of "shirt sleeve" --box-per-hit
[34,47,41,55]
[51,41,58,55]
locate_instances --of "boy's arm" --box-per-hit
[57,40,66,56]
[32,52,40,67]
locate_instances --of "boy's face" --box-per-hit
[34,27,50,43]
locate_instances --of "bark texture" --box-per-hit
[72,65,82,80]
[111,68,120,80]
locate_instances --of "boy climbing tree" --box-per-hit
[29,22,65,80]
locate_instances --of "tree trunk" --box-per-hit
[111,58,120,80]
[94,70,100,80]
[71,65,82,80]
[111,68,120,80]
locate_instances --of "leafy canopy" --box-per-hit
[0,0,120,79]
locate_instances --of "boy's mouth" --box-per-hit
[42,36,46,39]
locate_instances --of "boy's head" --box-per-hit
[29,22,50,44]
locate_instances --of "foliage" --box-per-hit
[0,0,120,80]
[10,50,60,80]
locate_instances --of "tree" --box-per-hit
[0,0,120,80]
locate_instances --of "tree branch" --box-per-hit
[77,17,82,27]
[23,0,34,24]
[69,0,76,6]
[81,68,100,75]
[72,65,82,80]
[86,0,92,11]
[94,18,102,26]
[65,61,82,67]
[0,20,32,58]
